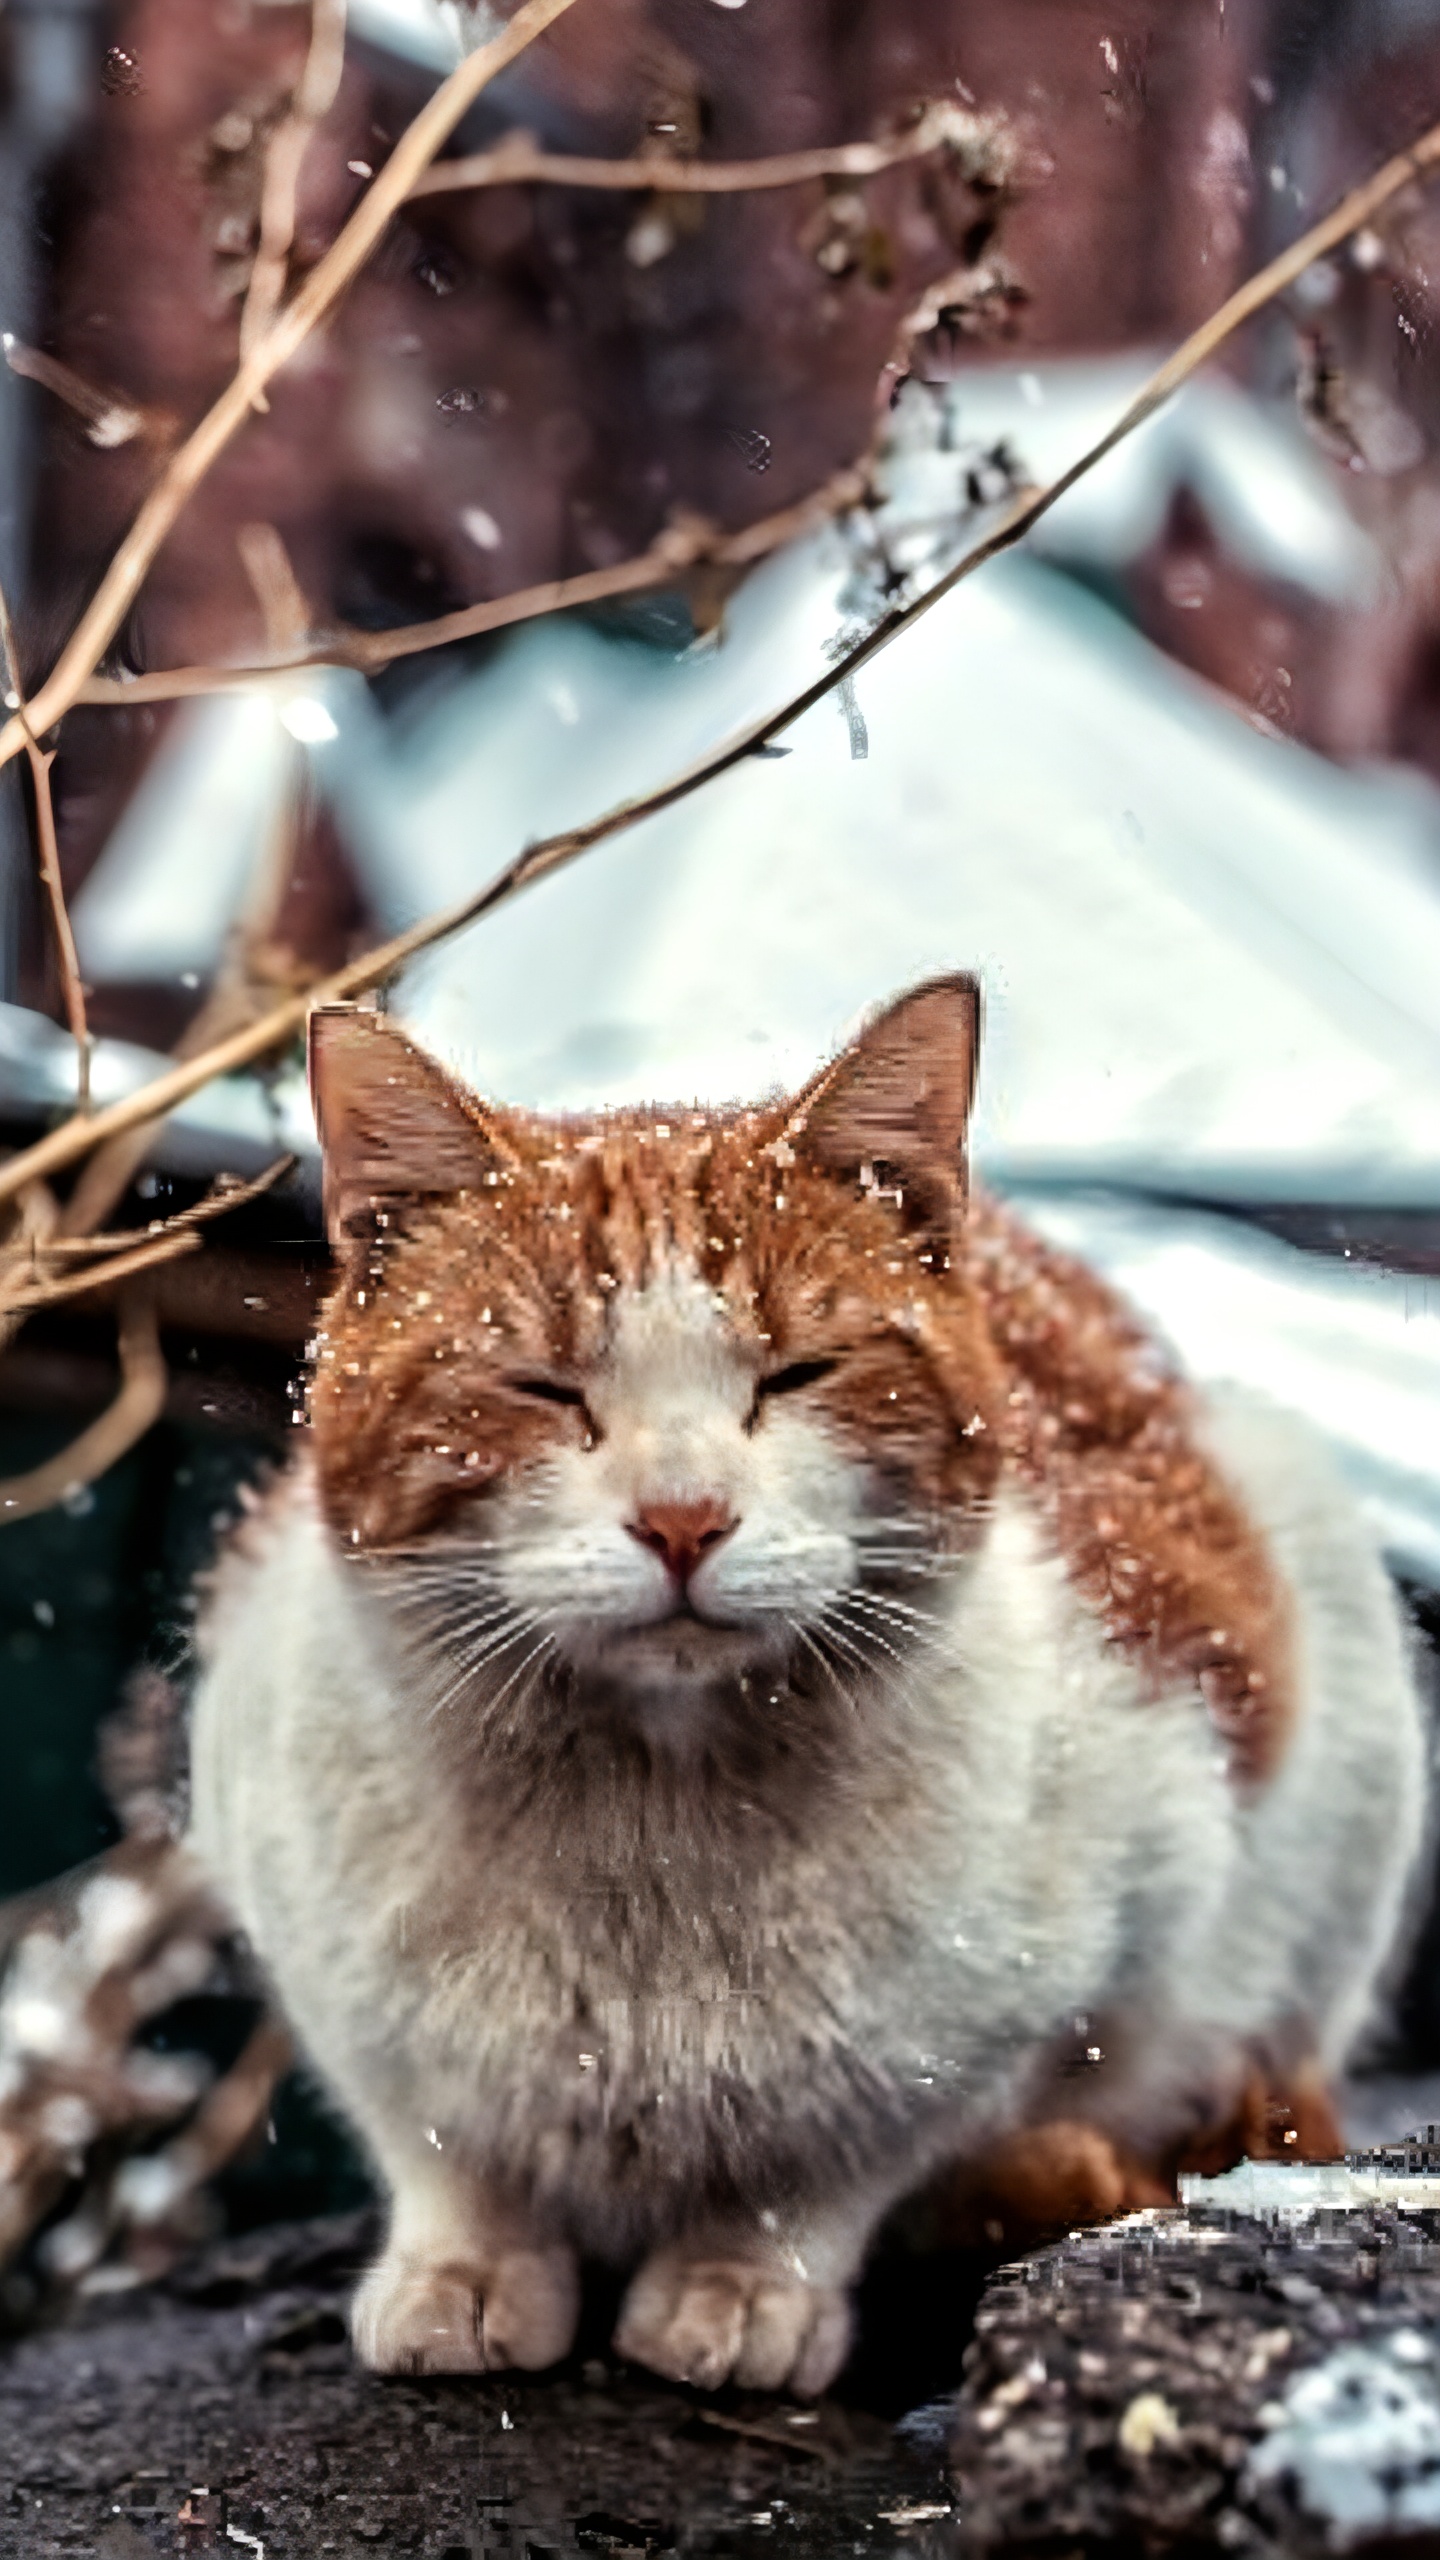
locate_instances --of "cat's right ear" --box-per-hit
[781,975,981,1227]
[308,1006,508,1248]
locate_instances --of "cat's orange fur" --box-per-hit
[311,1011,1291,1783]
[187,977,1420,2389]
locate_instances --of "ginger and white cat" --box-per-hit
[189,978,1427,2395]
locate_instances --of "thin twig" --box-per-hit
[693,2410,831,2461]
[406,97,1010,203]
[237,522,312,653]
[6,106,1440,1209]
[74,468,871,702]
[5,1157,297,1265]
[55,973,301,1244]
[0,1838,215,2265]
[0,1228,201,1317]
[21,744,89,1107]
[125,2016,293,2219]
[0,1835,258,2282]
[0,579,90,1105]
[2,336,148,449]
[0,1159,295,1324]
[0,0,584,771]
[239,0,349,380]
[0,1286,167,1523]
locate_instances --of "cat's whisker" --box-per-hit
[850,1545,943,1578]
[846,1586,946,1630]
[368,1536,509,1561]
[486,1647,557,1749]
[840,1592,955,1660]
[480,1629,559,1724]
[788,1619,858,1717]
[817,1609,907,1679]
[421,1611,546,1720]
[388,1565,514,1601]
[406,1611,527,1665]
[401,1595,519,1637]
[811,1611,875,1678]
[446,1623,542,1678]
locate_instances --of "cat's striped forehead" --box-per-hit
[375,1102,943,1316]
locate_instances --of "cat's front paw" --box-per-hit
[613,2250,852,2396]
[352,2243,580,2375]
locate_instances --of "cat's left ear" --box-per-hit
[783,975,980,1223]
[309,1004,512,1247]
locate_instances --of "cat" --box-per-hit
[188,975,1428,2395]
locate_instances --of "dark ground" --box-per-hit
[0,2209,970,2560]
[13,2187,1440,2557]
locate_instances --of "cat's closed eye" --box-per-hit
[750,1356,838,1423]
[508,1375,601,1447]
[510,1376,586,1407]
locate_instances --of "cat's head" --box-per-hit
[306,980,1004,1734]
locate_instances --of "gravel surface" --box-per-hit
[951,2191,1440,2555]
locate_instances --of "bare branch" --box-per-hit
[239,0,349,380]
[406,98,1013,204]
[0,1840,215,2265]
[6,106,1440,1210]
[237,522,313,653]
[2,336,148,450]
[74,467,871,703]
[119,2016,293,2242]
[0,579,90,1105]
[0,0,586,772]
[0,1156,297,1316]
[21,745,89,1107]
[0,1228,200,1317]
[17,1157,297,1264]
[0,1837,270,2282]
[0,1287,167,1524]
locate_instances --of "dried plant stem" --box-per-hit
[2,337,147,449]
[407,98,1005,203]
[137,2016,293,2211]
[0,1287,166,1523]
[0,578,91,1106]
[0,1156,295,1320]
[0,1228,201,1317]
[20,740,90,1107]
[240,0,349,376]
[0,1162,294,1300]
[5,105,1440,1212]
[75,466,870,703]
[55,970,300,1245]
[0,1835,268,2282]
[0,0,583,772]
[237,522,312,653]
[0,1837,212,2263]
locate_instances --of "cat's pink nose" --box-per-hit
[628,1498,736,1586]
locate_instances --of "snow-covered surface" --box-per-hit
[1245,2332,1440,2535]
[349,0,471,72]
[369,539,1440,1209]
[1185,2161,1440,2217]
[72,690,301,983]
[943,356,1378,601]
[0,1001,313,1183]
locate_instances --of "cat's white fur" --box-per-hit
[189,1257,1428,2395]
